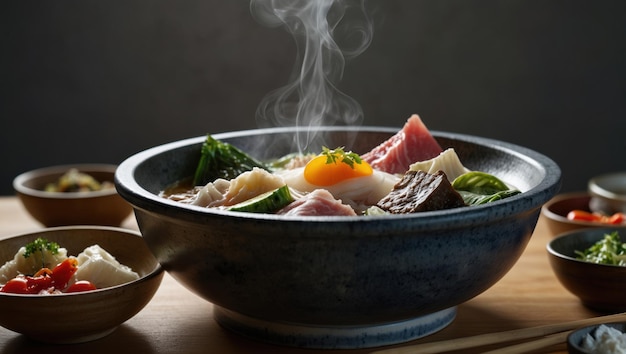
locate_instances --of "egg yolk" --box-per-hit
[303,154,373,186]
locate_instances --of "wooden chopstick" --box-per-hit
[481,331,569,354]
[370,312,626,354]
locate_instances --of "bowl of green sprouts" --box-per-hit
[548,228,626,312]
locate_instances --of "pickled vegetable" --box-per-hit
[45,169,112,192]
[228,185,294,213]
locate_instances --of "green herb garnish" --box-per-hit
[23,237,60,259]
[575,231,626,266]
[321,146,363,169]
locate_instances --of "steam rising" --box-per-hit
[250,0,373,152]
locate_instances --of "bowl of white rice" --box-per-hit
[568,322,626,354]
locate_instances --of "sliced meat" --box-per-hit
[277,189,357,216]
[362,114,443,174]
[377,170,466,214]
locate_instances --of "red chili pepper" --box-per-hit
[50,258,78,291]
[0,277,29,294]
[66,280,97,293]
[0,273,53,294]
[26,273,54,293]
[607,212,626,224]
[567,210,602,222]
[567,210,626,225]
[33,267,52,277]
[0,258,80,294]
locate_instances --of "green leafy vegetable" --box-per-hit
[452,171,510,194]
[575,231,626,266]
[457,190,521,205]
[452,171,521,205]
[193,135,268,186]
[321,146,363,169]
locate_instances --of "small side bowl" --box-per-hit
[541,192,626,237]
[13,164,134,227]
[589,172,626,215]
[0,226,164,344]
[547,227,626,312]
[567,322,626,354]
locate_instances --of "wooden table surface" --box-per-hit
[0,196,602,354]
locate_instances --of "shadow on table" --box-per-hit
[169,304,545,354]
[0,325,157,354]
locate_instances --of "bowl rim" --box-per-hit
[115,126,562,225]
[13,163,120,199]
[546,226,626,269]
[588,172,626,202]
[0,225,164,298]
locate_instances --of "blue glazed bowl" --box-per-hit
[115,127,561,349]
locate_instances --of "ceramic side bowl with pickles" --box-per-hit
[542,172,626,237]
[0,226,164,344]
[13,164,133,227]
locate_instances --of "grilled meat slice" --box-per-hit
[377,170,466,214]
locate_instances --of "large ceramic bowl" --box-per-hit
[115,127,561,349]
[13,164,133,227]
[0,226,164,344]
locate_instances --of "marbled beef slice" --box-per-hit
[377,170,466,214]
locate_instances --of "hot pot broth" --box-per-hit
[160,117,522,216]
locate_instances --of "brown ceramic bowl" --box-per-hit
[0,226,164,343]
[547,227,626,312]
[13,164,133,227]
[541,192,626,237]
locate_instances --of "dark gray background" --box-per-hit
[2,0,625,195]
